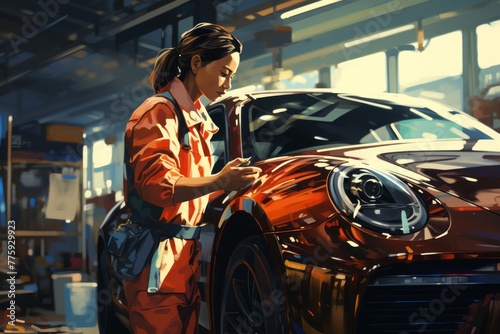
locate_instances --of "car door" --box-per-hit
[197,103,231,330]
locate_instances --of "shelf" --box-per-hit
[2,122,86,272]
[5,158,82,167]
[0,230,81,238]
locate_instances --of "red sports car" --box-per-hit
[98,89,500,334]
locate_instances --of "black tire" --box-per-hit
[484,298,500,333]
[97,246,130,334]
[219,236,288,334]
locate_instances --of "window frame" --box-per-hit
[207,104,230,174]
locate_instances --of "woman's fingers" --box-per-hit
[228,157,250,167]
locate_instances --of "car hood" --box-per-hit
[297,139,500,214]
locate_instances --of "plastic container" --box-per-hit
[64,282,98,328]
[51,272,86,315]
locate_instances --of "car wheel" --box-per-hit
[484,297,500,333]
[219,236,288,334]
[97,246,130,334]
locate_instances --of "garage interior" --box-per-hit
[1,0,500,333]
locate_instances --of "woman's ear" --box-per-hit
[191,55,202,74]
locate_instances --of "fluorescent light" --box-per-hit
[438,11,458,19]
[344,24,415,48]
[281,0,342,19]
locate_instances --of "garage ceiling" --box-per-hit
[1,0,499,138]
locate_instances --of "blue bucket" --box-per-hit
[64,282,98,328]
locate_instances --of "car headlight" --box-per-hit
[328,164,428,235]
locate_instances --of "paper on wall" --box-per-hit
[45,173,79,221]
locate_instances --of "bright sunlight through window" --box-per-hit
[399,31,463,109]
[93,139,112,168]
[477,20,500,70]
[477,20,500,87]
[331,52,387,93]
[399,31,462,90]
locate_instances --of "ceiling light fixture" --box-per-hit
[281,0,342,19]
[417,19,425,52]
[344,24,415,48]
[257,0,306,17]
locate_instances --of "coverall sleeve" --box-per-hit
[128,100,183,208]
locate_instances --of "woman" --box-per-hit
[123,22,261,334]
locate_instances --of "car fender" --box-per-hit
[207,195,288,331]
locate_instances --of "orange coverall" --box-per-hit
[122,78,218,334]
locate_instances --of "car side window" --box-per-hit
[208,106,229,174]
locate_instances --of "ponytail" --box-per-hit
[150,47,181,93]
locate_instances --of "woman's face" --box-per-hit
[195,52,240,102]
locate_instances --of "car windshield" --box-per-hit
[241,92,500,160]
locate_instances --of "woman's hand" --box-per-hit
[173,158,262,203]
[215,158,262,191]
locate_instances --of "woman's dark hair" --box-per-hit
[150,22,242,92]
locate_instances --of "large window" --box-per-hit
[399,31,463,109]
[331,52,387,93]
[91,140,123,197]
[92,140,112,169]
[476,20,500,90]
